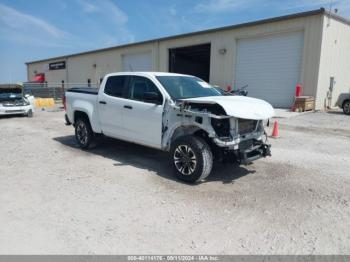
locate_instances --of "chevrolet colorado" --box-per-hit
[65,72,274,183]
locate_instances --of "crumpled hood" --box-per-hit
[182,96,275,120]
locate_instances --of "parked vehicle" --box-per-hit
[213,85,248,96]
[336,93,350,115]
[0,84,34,117]
[231,85,249,96]
[64,72,274,183]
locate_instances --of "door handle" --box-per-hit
[124,105,133,109]
[99,101,107,104]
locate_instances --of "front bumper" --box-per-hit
[0,105,33,115]
[239,140,271,164]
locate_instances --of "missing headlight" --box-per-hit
[238,119,258,135]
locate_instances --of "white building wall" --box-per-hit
[27,14,325,107]
[316,16,350,109]
[66,42,155,87]
[27,59,68,87]
[158,14,323,102]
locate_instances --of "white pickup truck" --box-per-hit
[65,72,274,183]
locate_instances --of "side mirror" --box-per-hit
[143,92,162,105]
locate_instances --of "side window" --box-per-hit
[104,76,127,97]
[127,76,163,103]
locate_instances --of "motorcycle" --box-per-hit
[213,84,248,96]
[231,84,248,96]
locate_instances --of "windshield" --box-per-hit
[156,76,221,100]
[0,89,23,101]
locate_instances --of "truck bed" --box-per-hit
[66,87,98,95]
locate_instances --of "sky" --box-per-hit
[0,0,349,83]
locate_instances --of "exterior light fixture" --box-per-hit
[219,48,227,55]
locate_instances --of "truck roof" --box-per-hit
[105,72,193,78]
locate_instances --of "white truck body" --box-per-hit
[65,72,274,182]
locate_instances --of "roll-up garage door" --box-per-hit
[235,31,304,108]
[122,52,152,71]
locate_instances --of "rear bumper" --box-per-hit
[239,141,271,164]
[64,113,72,125]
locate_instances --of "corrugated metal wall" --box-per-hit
[27,14,325,108]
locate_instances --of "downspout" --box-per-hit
[26,63,29,82]
[66,57,69,90]
[314,13,326,110]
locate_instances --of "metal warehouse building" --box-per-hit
[26,8,350,109]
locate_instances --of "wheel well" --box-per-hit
[74,111,89,124]
[170,126,214,149]
[193,129,212,144]
[343,99,350,108]
[170,126,201,143]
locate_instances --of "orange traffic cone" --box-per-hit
[271,120,279,138]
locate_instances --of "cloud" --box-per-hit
[76,0,134,45]
[78,0,98,13]
[169,5,177,16]
[103,0,128,25]
[194,0,254,13]
[77,0,128,24]
[0,3,69,39]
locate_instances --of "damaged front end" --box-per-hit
[161,97,273,165]
[239,140,271,164]
[0,86,33,115]
[211,117,271,164]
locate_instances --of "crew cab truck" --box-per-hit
[65,72,274,183]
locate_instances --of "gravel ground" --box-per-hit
[0,109,349,254]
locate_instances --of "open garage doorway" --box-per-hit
[169,43,211,82]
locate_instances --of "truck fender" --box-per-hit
[72,100,101,133]
[162,123,213,151]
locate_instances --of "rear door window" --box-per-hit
[104,76,127,97]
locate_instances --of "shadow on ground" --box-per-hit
[326,110,345,115]
[0,114,27,119]
[53,135,254,184]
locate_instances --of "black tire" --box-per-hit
[170,136,213,183]
[26,109,33,118]
[343,100,350,115]
[75,117,94,149]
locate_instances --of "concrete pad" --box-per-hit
[273,108,313,118]
[1,110,350,254]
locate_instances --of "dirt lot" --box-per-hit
[0,109,349,254]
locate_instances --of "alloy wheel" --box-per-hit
[173,145,197,175]
[76,121,88,145]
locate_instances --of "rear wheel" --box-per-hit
[75,118,94,149]
[170,136,213,183]
[343,101,350,115]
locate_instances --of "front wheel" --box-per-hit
[343,101,350,115]
[170,136,213,183]
[75,118,94,149]
[26,109,33,118]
